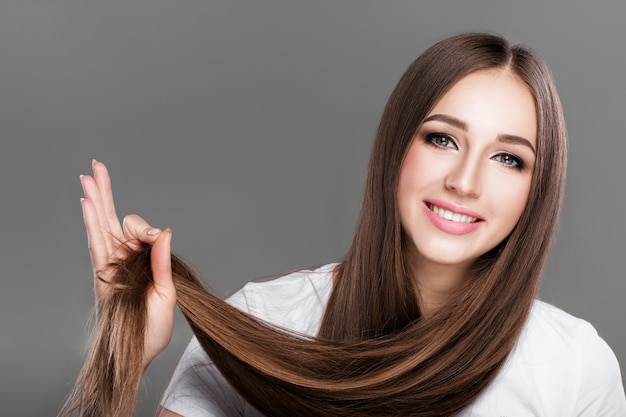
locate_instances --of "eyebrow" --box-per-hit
[422,114,536,155]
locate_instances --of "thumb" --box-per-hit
[150,228,174,298]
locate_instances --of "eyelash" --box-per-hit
[424,132,526,171]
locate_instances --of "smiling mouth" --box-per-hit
[426,203,481,224]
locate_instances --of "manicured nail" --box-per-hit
[146,228,162,236]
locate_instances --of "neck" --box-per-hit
[407,251,472,318]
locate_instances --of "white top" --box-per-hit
[161,264,626,416]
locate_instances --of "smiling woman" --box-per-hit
[61,33,626,417]
[397,69,538,305]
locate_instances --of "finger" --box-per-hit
[81,198,113,295]
[92,160,124,238]
[150,228,175,299]
[80,174,116,254]
[81,197,108,269]
[122,214,162,249]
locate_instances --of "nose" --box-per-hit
[444,154,482,198]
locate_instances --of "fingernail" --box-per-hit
[92,159,98,168]
[146,228,162,236]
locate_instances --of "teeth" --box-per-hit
[429,204,478,223]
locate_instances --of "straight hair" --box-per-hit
[61,32,567,417]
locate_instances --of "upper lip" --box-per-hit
[424,199,484,221]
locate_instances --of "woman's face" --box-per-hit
[397,69,537,273]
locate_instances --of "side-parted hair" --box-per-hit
[61,33,567,417]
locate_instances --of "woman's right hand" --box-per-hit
[79,160,177,368]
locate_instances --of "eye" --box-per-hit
[426,133,458,150]
[492,153,524,169]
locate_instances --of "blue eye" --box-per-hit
[492,153,524,169]
[427,133,458,149]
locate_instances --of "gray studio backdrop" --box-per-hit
[0,1,624,416]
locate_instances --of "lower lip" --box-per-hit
[423,203,483,235]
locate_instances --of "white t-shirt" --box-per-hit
[161,264,626,416]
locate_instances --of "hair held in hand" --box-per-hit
[61,238,542,417]
[61,33,567,417]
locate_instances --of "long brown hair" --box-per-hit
[61,33,567,417]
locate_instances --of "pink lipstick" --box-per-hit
[423,200,483,235]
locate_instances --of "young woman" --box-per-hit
[65,33,626,416]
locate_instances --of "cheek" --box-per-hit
[398,143,440,190]
[490,175,532,227]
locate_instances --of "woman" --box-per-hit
[64,33,625,416]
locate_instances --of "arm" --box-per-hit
[61,160,177,417]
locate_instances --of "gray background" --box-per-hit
[0,1,623,416]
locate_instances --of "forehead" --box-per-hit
[426,69,538,148]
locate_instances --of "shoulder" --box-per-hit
[225,263,337,335]
[503,300,626,415]
[520,299,622,379]
[161,263,337,416]
[467,300,625,416]
[522,299,618,365]
[525,299,600,345]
